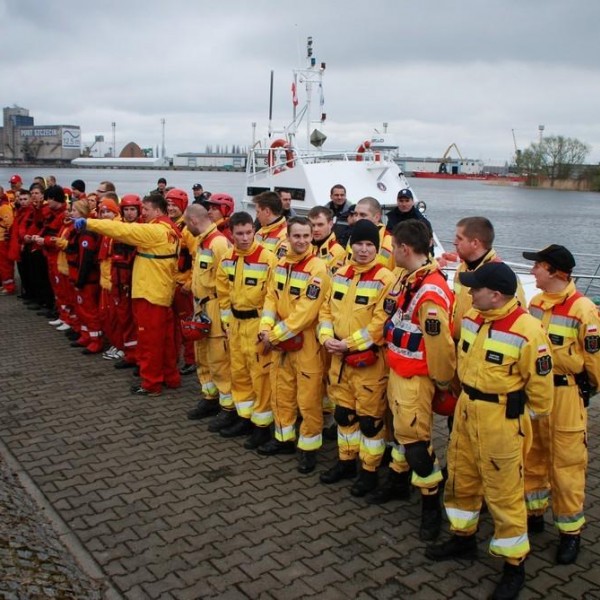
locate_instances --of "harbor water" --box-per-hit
[2,166,599,293]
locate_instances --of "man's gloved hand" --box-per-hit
[74,218,87,231]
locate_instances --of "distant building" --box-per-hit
[173,152,246,170]
[0,105,81,162]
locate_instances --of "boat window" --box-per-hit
[275,187,306,202]
[247,187,271,197]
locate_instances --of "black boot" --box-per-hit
[208,410,238,432]
[220,417,253,438]
[257,438,296,456]
[527,514,545,534]
[350,468,378,497]
[419,492,442,541]
[492,562,525,600]
[366,470,411,505]
[320,459,357,484]
[187,398,220,420]
[243,426,271,450]
[425,534,478,561]
[298,450,317,474]
[556,533,580,565]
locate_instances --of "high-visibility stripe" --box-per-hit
[525,489,550,512]
[235,399,254,418]
[219,392,234,409]
[298,433,322,451]
[275,423,296,442]
[338,430,361,452]
[412,465,443,488]
[202,382,218,398]
[489,533,530,559]
[360,436,385,457]
[251,410,273,427]
[555,512,585,533]
[446,507,480,531]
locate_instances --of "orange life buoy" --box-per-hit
[356,140,371,161]
[268,138,295,169]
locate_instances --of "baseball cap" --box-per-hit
[192,183,203,190]
[157,177,167,185]
[10,174,22,184]
[397,188,413,200]
[458,262,517,296]
[522,244,575,273]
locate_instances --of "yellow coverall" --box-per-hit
[524,281,600,534]
[447,298,554,562]
[318,259,395,471]
[216,241,277,426]
[191,223,233,408]
[385,262,456,493]
[260,249,330,450]
[255,216,288,259]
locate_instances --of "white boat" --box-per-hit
[244,37,410,216]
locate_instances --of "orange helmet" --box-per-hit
[206,193,234,218]
[165,188,189,212]
[181,313,211,342]
[432,389,458,416]
[120,194,142,209]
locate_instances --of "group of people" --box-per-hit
[1,174,599,600]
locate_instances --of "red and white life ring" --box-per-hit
[356,140,371,161]
[268,138,295,169]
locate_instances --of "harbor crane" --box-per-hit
[438,143,463,174]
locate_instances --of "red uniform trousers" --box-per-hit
[54,272,76,327]
[99,288,121,350]
[112,290,137,364]
[0,240,15,293]
[172,285,195,365]
[74,284,102,350]
[133,298,180,393]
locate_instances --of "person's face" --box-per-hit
[355,204,378,224]
[232,223,254,251]
[207,205,222,223]
[184,213,199,236]
[122,206,139,223]
[468,287,498,311]
[347,211,359,226]
[87,196,98,211]
[167,201,182,220]
[47,176,56,186]
[72,189,82,199]
[392,238,409,268]
[99,206,116,220]
[352,241,377,265]
[70,204,85,219]
[288,223,313,255]
[96,184,108,197]
[142,202,161,223]
[193,187,203,198]
[280,192,292,210]
[158,182,166,192]
[254,204,269,227]
[530,261,554,290]
[453,226,478,262]
[397,195,415,213]
[330,187,346,206]
[30,188,44,208]
[309,214,332,242]
[19,193,31,207]
[48,199,63,211]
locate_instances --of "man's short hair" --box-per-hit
[229,211,255,230]
[357,196,382,217]
[287,216,312,236]
[308,206,333,221]
[103,191,119,203]
[99,180,116,192]
[253,191,282,216]
[330,184,346,195]
[29,183,44,193]
[143,193,168,213]
[392,220,431,256]
[456,216,495,249]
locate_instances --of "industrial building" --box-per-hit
[172,152,246,170]
[1,106,81,163]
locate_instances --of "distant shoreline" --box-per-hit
[0,161,245,172]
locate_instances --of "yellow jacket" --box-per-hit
[86,216,180,307]
[346,223,395,270]
[311,232,346,274]
[318,258,395,351]
[529,281,600,388]
[216,241,277,326]
[0,201,13,242]
[191,223,231,302]
[256,216,288,259]
[458,298,554,416]
[452,249,526,340]
[260,248,330,344]
[173,216,197,289]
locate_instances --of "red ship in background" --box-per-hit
[412,171,526,183]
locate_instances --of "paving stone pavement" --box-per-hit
[2,294,600,599]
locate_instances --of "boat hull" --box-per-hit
[412,172,525,183]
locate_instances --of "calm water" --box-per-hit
[2,166,599,291]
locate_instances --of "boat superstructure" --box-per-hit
[245,37,410,213]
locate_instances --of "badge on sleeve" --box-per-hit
[383,297,396,315]
[306,283,321,300]
[425,318,441,336]
[535,354,553,376]
[584,335,599,354]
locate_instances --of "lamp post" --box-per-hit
[161,118,166,159]
[111,122,116,157]
[538,124,545,144]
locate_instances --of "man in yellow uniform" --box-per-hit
[253,191,288,258]
[215,212,277,449]
[426,261,554,600]
[346,197,395,270]
[522,245,600,565]
[318,220,395,496]
[184,204,233,430]
[384,220,455,541]
[75,194,181,396]
[308,206,346,274]
[257,217,330,474]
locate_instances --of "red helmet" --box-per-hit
[432,389,458,416]
[206,193,234,218]
[165,188,189,212]
[10,174,22,185]
[120,194,142,209]
[181,313,211,341]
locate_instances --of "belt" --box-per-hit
[231,307,259,320]
[554,374,575,386]
[462,384,499,403]
[137,251,177,259]
[195,294,217,305]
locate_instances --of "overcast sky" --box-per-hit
[3,0,600,164]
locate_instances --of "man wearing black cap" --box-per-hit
[151,177,167,197]
[71,179,86,201]
[522,245,600,566]
[318,219,395,497]
[192,183,210,205]
[385,188,432,238]
[383,220,455,539]
[426,261,554,600]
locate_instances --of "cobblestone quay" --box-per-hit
[1,294,600,599]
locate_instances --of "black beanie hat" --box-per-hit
[349,219,380,250]
[44,185,66,203]
[71,179,86,193]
